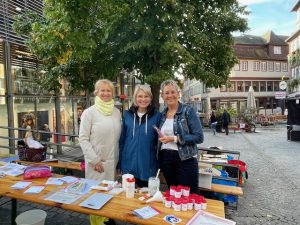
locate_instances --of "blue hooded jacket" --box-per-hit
[119,105,161,181]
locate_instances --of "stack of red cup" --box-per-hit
[163,185,207,211]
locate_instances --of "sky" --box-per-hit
[237,0,298,36]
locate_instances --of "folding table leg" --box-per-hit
[11,198,17,225]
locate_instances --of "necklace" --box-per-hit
[167,111,176,117]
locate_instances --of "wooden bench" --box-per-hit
[199,183,243,196]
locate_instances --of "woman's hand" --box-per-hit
[94,161,105,173]
[159,136,175,144]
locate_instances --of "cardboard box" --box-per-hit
[198,162,212,189]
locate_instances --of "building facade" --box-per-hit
[183,31,289,118]
[286,1,300,93]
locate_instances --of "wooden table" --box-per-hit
[14,160,82,171]
[0,174,225,225]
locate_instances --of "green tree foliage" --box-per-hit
[13,0,247,102]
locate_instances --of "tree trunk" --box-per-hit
[150,82,161,110]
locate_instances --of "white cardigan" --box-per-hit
[79,105,121,181]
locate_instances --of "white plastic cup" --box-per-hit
[15,209,47,225]
[126,178,135,198]
[148,177,160,196]
[122,174,134,191]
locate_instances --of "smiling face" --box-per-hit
[135,89,151,111]
[161,84,179,107]
[97,83,113,102]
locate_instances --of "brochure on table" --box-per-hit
[0,163,27,176]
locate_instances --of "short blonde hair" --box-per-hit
[94,79,114,96]
[133,84,153,106]
[160,80,180,93]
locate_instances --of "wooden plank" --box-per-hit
[14,160,82,171]
[200,184,243,196]
[0,174,225,224]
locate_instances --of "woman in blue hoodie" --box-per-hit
[119,85,161,187]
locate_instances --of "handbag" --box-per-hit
[18,144,47,162]
[23,164,51,179]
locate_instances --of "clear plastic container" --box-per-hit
[148,177,160,196]
[126,178,135,198]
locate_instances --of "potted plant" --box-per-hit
[238,109,256,132]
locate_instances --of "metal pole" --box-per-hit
[55,94,62,154]
[3,41,15,154]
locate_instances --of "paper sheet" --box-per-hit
[24,186,45,194]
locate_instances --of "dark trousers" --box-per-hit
[135,178,148,188]
[223,124,229,135]
[159,149,199,193]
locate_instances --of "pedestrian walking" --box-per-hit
[210,111,217,135]
[222,109,231,135]
[158,80,204,194]
[119,85,161,187]
[79,79,121,225]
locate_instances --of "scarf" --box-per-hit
[95,96,114,116]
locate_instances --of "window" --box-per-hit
[267,81,273,92]
[261,62,267,71]
[260,81,266,92]
[274,81,279,91]
[252,81,259,92]
[244,81,251,92]
[241,61,248,71]
[220,84,226,92]
[275,62,281,72]
[282,63,288,72]
[234,64,240,71]
[228,81,235,92]
[253,61,260,71]
[274,46,282,55]
[268,62,274,71]
[237,81,243,92]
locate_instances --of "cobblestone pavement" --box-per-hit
[204,124,300,225]
[1,124,299,225]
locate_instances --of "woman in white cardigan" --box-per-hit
[79,79,121,225]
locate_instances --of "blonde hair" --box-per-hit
[133,84,153,106]
[160,80,180,93]
[93,79,114,96]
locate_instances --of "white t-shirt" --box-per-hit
[137,112,145,125]
[161,118,178,151]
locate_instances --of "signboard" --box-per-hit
[275,92,286,99]
[279,81,287,90]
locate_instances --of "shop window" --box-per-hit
[260,81,266,92]
[267,81,273,92]
[244,81,251,92]
[237,81,243,92]
[252,81,259,92]
[274,81,279,91]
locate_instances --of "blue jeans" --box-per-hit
[211,122,217,135]
[159,149,199,193]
